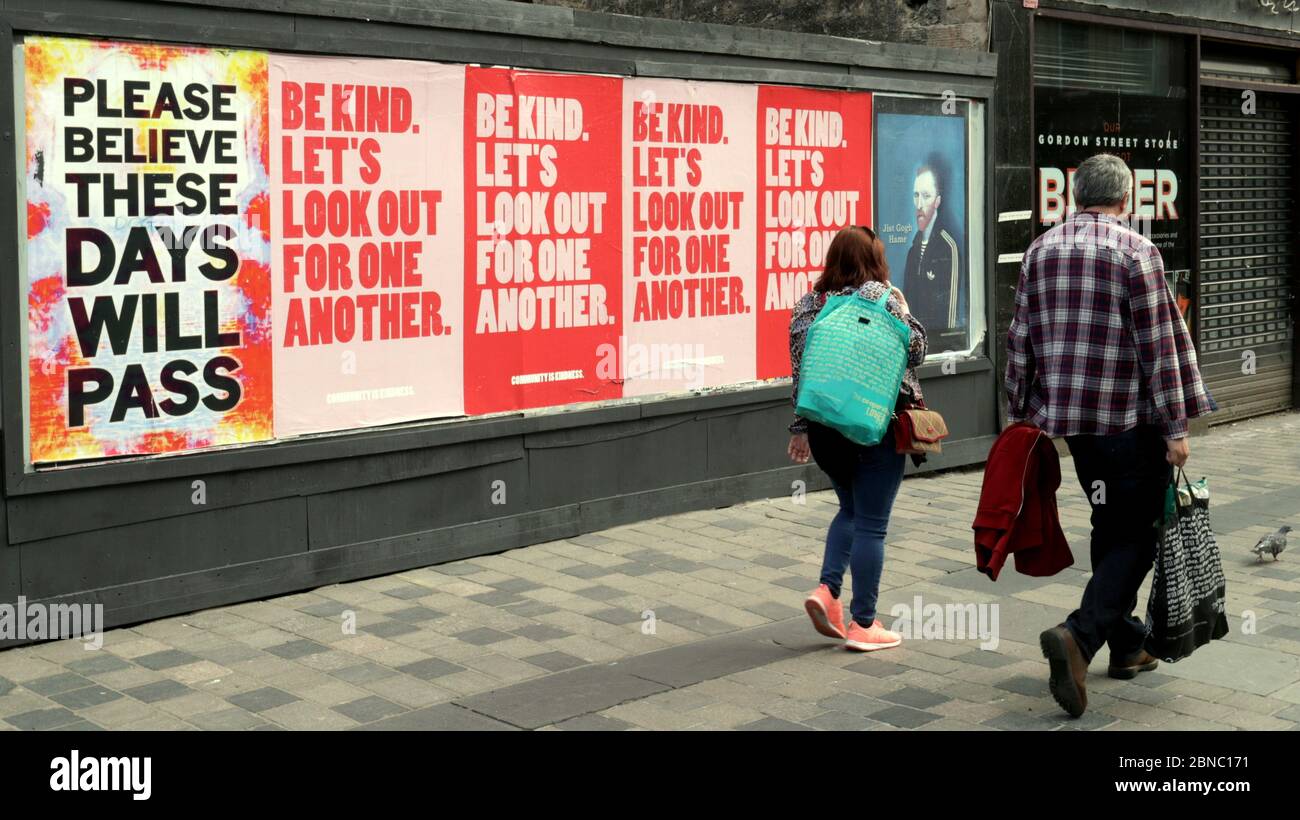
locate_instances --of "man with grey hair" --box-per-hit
[1005,153,1216,718]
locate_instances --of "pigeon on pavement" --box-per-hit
[1252,526,1291,562]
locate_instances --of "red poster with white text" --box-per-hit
[464,67,622,414]
[755,86,872,380]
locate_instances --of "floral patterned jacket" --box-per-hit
[787,280,928,435]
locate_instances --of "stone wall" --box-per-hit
[522,0,991,50]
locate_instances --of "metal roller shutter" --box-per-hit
[1198,86,1295,422]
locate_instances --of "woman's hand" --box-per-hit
[889,285,910,313]
[788,433,810,464]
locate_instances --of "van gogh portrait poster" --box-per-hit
[873,95,969,355]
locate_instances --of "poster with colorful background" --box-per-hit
[24,36,272,462]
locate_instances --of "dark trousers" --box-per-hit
[1063,425,1172,663]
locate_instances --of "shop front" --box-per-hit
[993,0,1299,427]
[0,0,999,638]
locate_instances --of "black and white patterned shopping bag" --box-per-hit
[1145,469,1229,662]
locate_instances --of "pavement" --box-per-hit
[2,411,1299,731]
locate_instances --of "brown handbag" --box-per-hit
[893,404,949,455]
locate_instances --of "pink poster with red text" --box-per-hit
[621,79,757,397]
[270,55,465,437]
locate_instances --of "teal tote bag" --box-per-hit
[794,290,911,446]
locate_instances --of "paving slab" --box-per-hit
[454,665,670,729]
[618,619,821,689]
[1154,637,1300,697]
[356,703,519,731]
[48,686,122,710]
[521,652,588,673]
[227,687,298,713]
[333,696,408,724]
[551,714,634,731]
[737,716,809,731]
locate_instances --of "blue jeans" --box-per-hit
[807,421,906,627]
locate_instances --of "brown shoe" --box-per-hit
[1039,624,1088,718]
[1108,649,1159,680]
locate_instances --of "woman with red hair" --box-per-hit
[787,226,928,651]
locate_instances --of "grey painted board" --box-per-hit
[2,1,993,499]
[17,504,581,635]
[8,386,773,497]
[157,0,996,76]
[706,403,801,478]
[306,458,531,549]
[286,32,641,78]
[576,464,832,534]
[634,60,858,87]
[570,9,997,75]
[0,538,16,609]
[19,497,308,598]
[854,71,994,100]
[5,0,293,32]
[636,60,992,97]
[523,414,693,450]
[526,416,708,510]
[7,436,524,544]
[0,498,12,604]
[919,368,998,437]
[0,10,293,52]
[638,384,789,419]
[288,16,641,76]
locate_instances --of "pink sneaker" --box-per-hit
[844,619,902,652]
[804,584,846,639]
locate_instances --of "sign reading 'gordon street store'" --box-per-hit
[1034,86,1190,272]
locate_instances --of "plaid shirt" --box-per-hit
[1006,211,1216,439]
